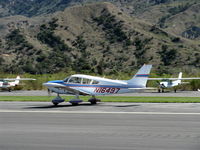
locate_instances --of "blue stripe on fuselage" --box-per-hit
[46,80,143,88]
[48,80,64,83]
[135,74,149,77]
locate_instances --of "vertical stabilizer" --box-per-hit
[178,72,182,79]
[177,72,182,84]
[14,76,20,85]
[127,64,152,87]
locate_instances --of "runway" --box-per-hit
[1,102,200,150]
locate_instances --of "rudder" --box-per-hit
[127,64,152,87]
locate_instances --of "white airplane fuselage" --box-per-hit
[159,80,181,89]
[45,80,143,96]
[0,81,17,88]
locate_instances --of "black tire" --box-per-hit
[90,101,97,105]
[53,102,58,106]
[72,103,78,106]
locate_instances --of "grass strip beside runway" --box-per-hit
[0,96,200,103]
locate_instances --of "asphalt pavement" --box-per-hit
[1,102,200,150]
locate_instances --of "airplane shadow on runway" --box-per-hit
[114,104,140,107]
[23,102,102,109]
[23,103,140,109]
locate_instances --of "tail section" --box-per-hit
[178,72,182,79]
[127,64,152,87]
[14,76,20,85]
[177,72,182,84]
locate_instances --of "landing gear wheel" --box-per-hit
[90,101,97,105]
[72,103,78,106]
[52,102,58,106]
[88,96,100,105]
[69,94,83,105]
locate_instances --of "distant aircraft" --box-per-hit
[43,64,152,105]
[0,76,36,92]
[148,72,200,93]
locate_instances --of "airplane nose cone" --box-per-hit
[43,81,55,87]
[43,82,53,87]
[43,82,48,86]
[43,80,65,87]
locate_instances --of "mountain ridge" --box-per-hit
[0,1,199,75]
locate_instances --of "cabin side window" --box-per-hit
[91,80,99,84]
[65,77,99,84]
[68,77,81,84]
[82,78,91,84]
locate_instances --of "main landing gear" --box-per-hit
[174,88,177,93]
[158,88,164,93]
[69,95,101,105]
[69,94,83,106]
[88,96,101,104]
[51,94,101,106]
[52,93,65,106]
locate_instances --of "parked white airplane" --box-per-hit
[148,72,200,92]
[0,76,36,92]
[43,64,152,105]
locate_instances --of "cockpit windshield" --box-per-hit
[82,78,91,84]
[63,77,69,82]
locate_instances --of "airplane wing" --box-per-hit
[128,87,156,90]
[65,87,91,95]
[74,88,92,95]
[43,82,91,95]
[148,78,200,80]
[2,78,36,81]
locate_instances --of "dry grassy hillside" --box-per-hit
[0,2,199,75]
[131,0,200,41]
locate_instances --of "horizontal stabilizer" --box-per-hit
[128,87,156,90]
[148,78,200,80]
[2,78,36,81]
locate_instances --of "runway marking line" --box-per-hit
[1,109,200,115]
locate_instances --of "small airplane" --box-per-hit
[43,64,152,105]
[0,76,36,92]
[148,72,200,93]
